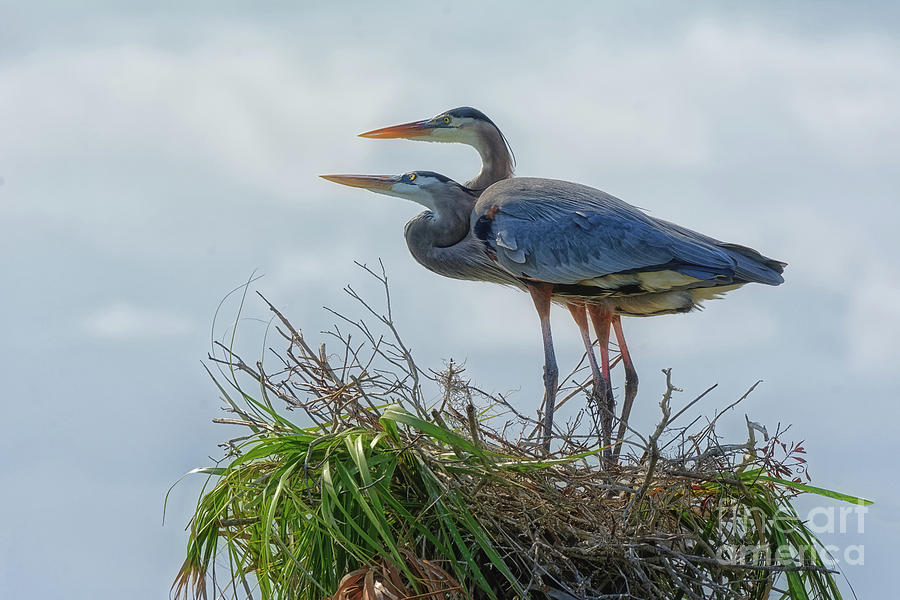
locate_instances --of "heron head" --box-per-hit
[358,107,499,147]
[320,171,472,211]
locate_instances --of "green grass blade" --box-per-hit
[745,472,873,505]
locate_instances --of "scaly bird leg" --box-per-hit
[587,305,615,461]
[612,315,638,462]
[566,302,609,442]
[529,283,559,454]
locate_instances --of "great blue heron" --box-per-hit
[360,107,636,457]
[359,106,515,191]
[320,171,786,455]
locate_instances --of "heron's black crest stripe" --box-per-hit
[411,170,479,197]
[447,106,493,123]
[446,107,517,169]
[412,170,451,183]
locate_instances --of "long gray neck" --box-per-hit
[402,185,522,286]
[404,210,520,286]
[404,195,472,251]
[466,124,514,191]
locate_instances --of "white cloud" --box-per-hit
[0,33,396,215]
[631,298,779,356]
[82,302,192,340]
[769,208,900,373]
[846,264,900,373]
[2,14,894,369]
[267,248,360,291]
[441,282,547,349]
[490,18,900,181]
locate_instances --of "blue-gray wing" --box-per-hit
[471,178,784,291]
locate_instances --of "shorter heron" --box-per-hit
[321,171,786,454]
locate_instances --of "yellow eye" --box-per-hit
[442,116,451,124]
[408,173,417,181]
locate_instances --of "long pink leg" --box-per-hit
[528,283,558,453]
[587,305,615,460]
[611,315,638,461]
[567,303,610,440]
[566,303,604,391]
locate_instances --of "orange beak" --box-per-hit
[319,174,399,191]
[358,119,434,139]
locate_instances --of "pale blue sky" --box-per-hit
[1,2,898,598]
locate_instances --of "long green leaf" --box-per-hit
[743,471,873,505]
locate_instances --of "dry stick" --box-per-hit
[210,343,329,426]
[212,417,268,428]
[612,378,716,461]
[349,374,382,416]
[258,294,353,415]
[655,383,720,456]
[466,403,482,450]
[351,260,429,418]
[684,379,763,470]
[697,380,763,443]
[437,360,457,414]
[635,543,838,574]
[526,353,624,441]
[623,368,679,522]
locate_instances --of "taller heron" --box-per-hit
[360,106,515,190]
[321,171,786,454]
[361,108,637,457]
